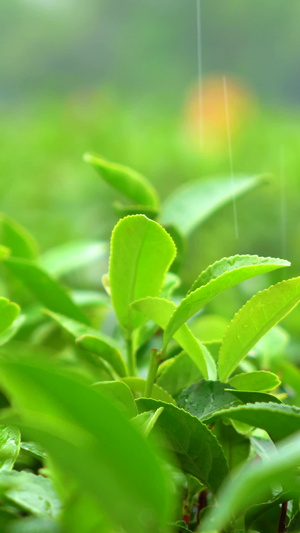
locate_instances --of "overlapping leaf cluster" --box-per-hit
[0,156,299,533]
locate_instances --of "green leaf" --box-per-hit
[0,298,20,336]
[228,371,281,392]
[205,402,300,442]
[190,314,229,342]
[213,421,250,471]
[226,389,281,405]
[0,315,25,347]
[84,153,159,209]
[0,214,38,260]
[132,297,213,379]
[44,310,127,378]
[40,241,108,277]
[92,381,137,418]
[164,255,289,347]
[2,258,89,325]
[136,398,229,492]
[218,277,300,382]
[199,432,300,532]
[0,358,173,533]
[245,491,294,531]
[176,381,239,420]
[0,470,61,518]
[109,215,176,331]
[122,377,175,405]
[77,335,128,378]
[0,426,20,470]
[161,174,267,236]
[156,352,202,397]
[131,408,164,437]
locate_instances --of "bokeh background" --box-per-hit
[1,0,300,328]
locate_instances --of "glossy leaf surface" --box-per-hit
[218,277,300,381]
[164,255,289,347]
[109,215,176,331]
[136,398,229,493]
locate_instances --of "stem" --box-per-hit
[197,489,207,527]
[126,333,136,377]
[278,501,288,533]
[145,349,161,398]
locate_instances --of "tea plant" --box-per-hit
[0,155,299,533]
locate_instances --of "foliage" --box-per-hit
[0,154,299,533]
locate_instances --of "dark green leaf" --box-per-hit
[136,398,229,493]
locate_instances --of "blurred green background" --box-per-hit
[1,0,300,294]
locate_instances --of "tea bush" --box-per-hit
[0,155,299,532]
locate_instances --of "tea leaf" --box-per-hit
[214,422,250,471]
[122,377,175,405]
[43,311,127,378]
[132,297,211,378]
[226,389,281,404]
[136,398,229,493]
[228,371,281,392]
[218,277,300,381]
[84,153,159,209]
[40,241,108,277]
[0,470,61,518]
[176,381,239,420]
[161,175,267,236]
[164,255,289,347]
[199,432,300,532]
[0,358,172,533]
[0,214,38,260]
[0,315,25,347]
[2,258,89,325]
[92,381,137,418]
[205,402,300,441]
[0,298,20,336]
[109,215,176,331]
[156,352,202,397]
[0,426,20,471]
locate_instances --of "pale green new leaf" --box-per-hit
[161,174,267,236]
[0,358,172,533]
[0,298,20,336]
[164,255,289,347]
[132,297,212,379]
[109,215,176,331]
[199,432,300,532]
[40,241,108,277]
[92,381,137,418]
[218,277,300,381]
[228,371,281,392]
[2,258,89,325]
[122,377,175,405]
[44,311,127,378]
[0,315,25,347]
[84,153,159,209]
[0,214,38,260]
